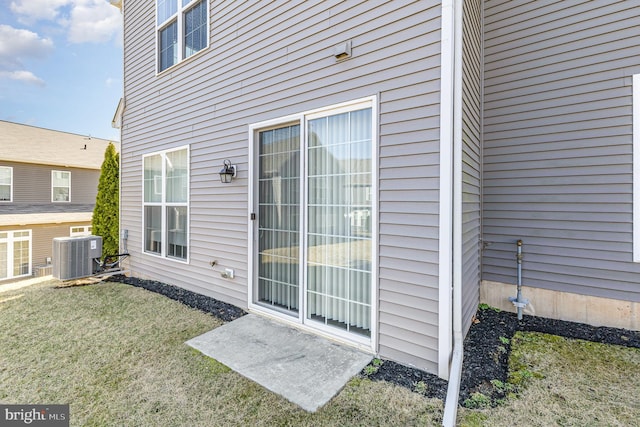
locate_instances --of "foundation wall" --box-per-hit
[481,280,640,332]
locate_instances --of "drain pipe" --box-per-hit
[509,240,528,320]
[441,0,463,425]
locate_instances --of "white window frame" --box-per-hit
[633,74,640,262]
[51,170,71,203]
[0,229,32,281]
[156,0,210,74]
[0,166,12,202]
[247,96,379,353]
[70,225,93,237]
[142,145,190,263]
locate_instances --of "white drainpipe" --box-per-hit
[441,0,463,425]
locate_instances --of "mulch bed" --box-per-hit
[107,275,640,405]
[367,306,640,404]
[110,275,246,322]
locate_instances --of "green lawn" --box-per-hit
[2,280,639,426]
[0,280,442,426]
[458,331,640,426]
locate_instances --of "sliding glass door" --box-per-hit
[306,108,372,337]
[257,125,301,314]
[254,100,374,340]
[0,230,31,281]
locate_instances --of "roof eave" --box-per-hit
[112,97,125,129]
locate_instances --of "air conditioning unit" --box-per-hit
[53,235,103,280]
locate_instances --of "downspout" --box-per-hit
[111,0,125,256]
[442,0,463,425]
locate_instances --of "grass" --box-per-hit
[0,280,442,426]
[3,280,640,426]
[458,331,640,426]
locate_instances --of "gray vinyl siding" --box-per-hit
[0,161,99,205]
[461,0,482,335]
[122,0,442,372]
[482,1,640,302]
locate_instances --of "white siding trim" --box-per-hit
[438,0,455,379]
[634,74,640,262]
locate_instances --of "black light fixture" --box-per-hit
[219,159,236,183]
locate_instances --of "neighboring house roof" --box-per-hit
[0,204,95,226]
[0,120,119,170]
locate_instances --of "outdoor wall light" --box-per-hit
[219,159,236,183]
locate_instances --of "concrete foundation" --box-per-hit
[481,280,640,331]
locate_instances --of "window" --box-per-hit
[251,97,376,341]
[0,166,12,202]
[143,146,189,260]
[70,226,92,237]
[52,170,71,202]
[0,230,31,280]
[157,0,208,72]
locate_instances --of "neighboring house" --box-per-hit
[0,120,118,282]
[114,0,640,380]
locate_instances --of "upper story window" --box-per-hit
[52,170,71,202]
[0,166,12,202]
[143,146,189,261]
[157,0,209,73]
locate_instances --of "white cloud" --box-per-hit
[10,0,70,22]
[0,70,46,86]
[10,0,122,44]
[66,0,121,43]
[105,76,119,87]
[0,25,53,69]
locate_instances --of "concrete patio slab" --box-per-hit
[186,314,372,412]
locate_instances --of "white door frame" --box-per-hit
[0,229,32,281]
[247,96,378,353]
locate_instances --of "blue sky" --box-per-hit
[0,0,122,141]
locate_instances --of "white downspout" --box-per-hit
[441,0,463,425]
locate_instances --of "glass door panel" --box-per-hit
[257,124,300,314]
[0,239,7,280]
[306,108,372,337]
[12,233,30,277]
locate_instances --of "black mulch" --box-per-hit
[367,307,640,404]
[109,275,246,323]
[106,275,640,405]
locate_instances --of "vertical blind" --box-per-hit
[307,108,372,336]
[258,125,301,313]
